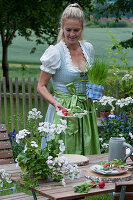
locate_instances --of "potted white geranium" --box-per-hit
[94,96,117,118]
[16,108,80,188]
[116,97,133,113]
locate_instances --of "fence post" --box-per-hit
[9,77,15,130]
[15,77,20,131]
[0,78,2,124]
[34,78,38,109]
[3,77,8,131]
[28,77,32,111]
[22,78,26,128]
[116,79,120,114]
[122,80,126,98]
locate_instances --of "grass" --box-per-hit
[84,27,133,68]
[83,193,113,200]
[0,27,133,79]
[0,64,40,80]
[0,27,132,68]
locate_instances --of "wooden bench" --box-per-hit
[0,124,14,165]
[0,192,48,199]
[113,181,133,200]
[0,124,48,200]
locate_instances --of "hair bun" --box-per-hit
[68,3,82,10]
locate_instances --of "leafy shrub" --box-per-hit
[8,129,25,160]
[99,112,133,153]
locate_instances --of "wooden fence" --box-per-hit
[0,77,123,133]
[0,77,46,132]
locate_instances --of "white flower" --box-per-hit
[0,169,12,187]
[59,140,65,153]
[49,124,56,133]
[61,178,66,187]
[24,144,27,153]
[129,132,133,139]
[49,132,55,140]
[116,97,133,108]
[38,122,49,133]
[15,158,19,168]
[28,108,43,120]
[96,96,116,110]
[0,179,3,187]
[122,74,132,81]
[99,137,103,143]
[46,156,53,165]
[31,141,38,148]
[101,143,109,148]
[56,124,64,134]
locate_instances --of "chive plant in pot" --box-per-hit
[86,59,108,100]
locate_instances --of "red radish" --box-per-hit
[62,108,68,116]
[91,181,97,188]
[63,111,68,116]
[62,108,67,113]
[103,163,110,168]
[99,181,105,188]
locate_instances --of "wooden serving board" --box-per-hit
[86,168,132,182]
[63,154,89,166]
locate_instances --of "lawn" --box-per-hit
[0,27,132,69]
[84,27,133,67]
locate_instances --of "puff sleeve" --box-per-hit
[84,42,95,64]
[40,45,61,74]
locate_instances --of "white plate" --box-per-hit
[56,109,88,118]
[90,164,128,175]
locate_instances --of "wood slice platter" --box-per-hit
[86,168,132,182]
[63,154,89,166]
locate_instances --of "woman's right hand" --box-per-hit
[54,101,64,112]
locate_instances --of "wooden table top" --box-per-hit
[1,153,133,200]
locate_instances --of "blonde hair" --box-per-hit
[57,3,84,42]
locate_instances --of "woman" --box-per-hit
[37,3,100,155]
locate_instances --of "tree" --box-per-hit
[0,0,92,87]
[95,0,133,49]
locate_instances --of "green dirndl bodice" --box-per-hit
[41,41,100,155]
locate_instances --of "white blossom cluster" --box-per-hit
[129,132,133,139]
[0,169,12,187]
[16,129,30,144]
[99,137,109,149]
[23,141,38,153]
[122,74,132,81]
[46,140,81,187]
[28,108,43,120]
[38,119,67,140]
[116,97,133,108]
[101,142,109,148]
[95,96,116,110]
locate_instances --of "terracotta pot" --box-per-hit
[100,111,110,118]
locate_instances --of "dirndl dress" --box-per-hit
[40,40,100,155]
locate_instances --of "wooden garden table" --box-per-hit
[1,153,133,200]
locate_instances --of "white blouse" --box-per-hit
[40,40,95,74]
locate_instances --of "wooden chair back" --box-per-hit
[113,181,133,200]
[0,124,14,165]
